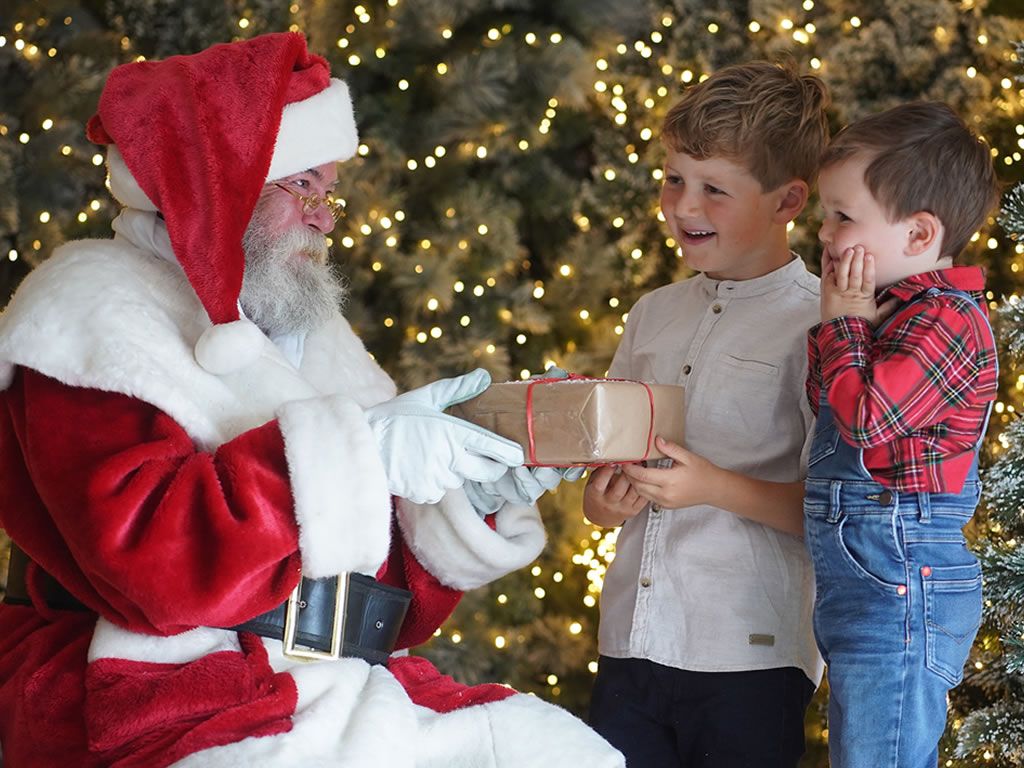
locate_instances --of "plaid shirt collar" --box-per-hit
[878,265,987,305]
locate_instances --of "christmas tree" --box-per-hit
[952,41,1024,766]
[2,2,1024,765]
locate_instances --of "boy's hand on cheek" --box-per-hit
[620,437,718,509]
[583,464,647,527]
[820,245,898,326]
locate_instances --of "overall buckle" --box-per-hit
[282,572,349,661]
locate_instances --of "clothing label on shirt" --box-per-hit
[748,634,776,646]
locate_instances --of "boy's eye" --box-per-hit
[665,174,682,185]
[704,184,724,195]
[837,211,852,222]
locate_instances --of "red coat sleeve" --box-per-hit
[0,368,301,635]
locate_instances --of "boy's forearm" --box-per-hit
[704,466,805,538]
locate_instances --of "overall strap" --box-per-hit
[923,287,998,452]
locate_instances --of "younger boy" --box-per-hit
[805,101,999,767]
[584,61,829,767]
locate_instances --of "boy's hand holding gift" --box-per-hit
[620,437,717,510]
[821,245,900,326]
[583,465,647,528]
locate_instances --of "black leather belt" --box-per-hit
[231,572,411,665]
[4,544,411,666]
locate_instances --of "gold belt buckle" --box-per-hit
[282,572,349,662]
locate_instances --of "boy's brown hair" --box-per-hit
[821,101,999,261]
[662,60,830,191]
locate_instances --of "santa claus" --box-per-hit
[0,32,623,767]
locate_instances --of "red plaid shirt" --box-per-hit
[806,266,997,493]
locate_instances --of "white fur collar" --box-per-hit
[0,224,396,445]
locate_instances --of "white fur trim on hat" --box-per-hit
[194,319,266,374]
[266,79,359,182]
[105,145,157,212]
[396,493,546,591]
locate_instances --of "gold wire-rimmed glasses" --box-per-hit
[273,182,346,222]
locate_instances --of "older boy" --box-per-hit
[584,61,829,767]
[806,101,999,767]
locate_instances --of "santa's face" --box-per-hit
[239,162,346,336]
[258,161,341,252]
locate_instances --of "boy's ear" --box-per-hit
[772,180,809,223]
[904,212,942,256]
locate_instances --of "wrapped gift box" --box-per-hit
[448,378,685,466]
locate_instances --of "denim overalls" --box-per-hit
[804,289,994,768]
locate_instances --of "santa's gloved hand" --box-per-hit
[465,465,586,516]
[366,369,524,504]
[532,366,569,380]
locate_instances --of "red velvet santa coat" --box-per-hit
[0,210,624,767]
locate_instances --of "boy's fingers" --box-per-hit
[605,472,633,503]
[587,465,615,493]
[861,251,876,295]
[654,435,688,463]
[848,246,864,292]
[835,247,853,292]
[821,253,834,280]
[620,463,654,485]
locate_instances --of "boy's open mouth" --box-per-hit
[682,229,716,245]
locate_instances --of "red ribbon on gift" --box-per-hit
[523,373,657,467]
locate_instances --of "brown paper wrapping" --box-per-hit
[448,379,685,466]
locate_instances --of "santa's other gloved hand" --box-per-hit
[465,465,586,516]
[365,369,524,504]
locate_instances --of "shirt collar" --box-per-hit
[878,265,987,304]
[697,254,810,299]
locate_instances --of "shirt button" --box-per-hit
[682,364,692,375]
[712,304,723,314]
[878,490,894,505]
[640,578,652,588]
[650,504,661,514]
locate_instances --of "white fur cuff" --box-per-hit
[396,491,546,591]
[278,394,392,577]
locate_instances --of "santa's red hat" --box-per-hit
[86,32,358,373]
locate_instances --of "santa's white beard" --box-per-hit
[240,217,347,337]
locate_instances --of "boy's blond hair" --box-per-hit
[821,101,999,262]
[662,60,830,191]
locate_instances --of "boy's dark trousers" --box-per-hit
[589,656,815,768]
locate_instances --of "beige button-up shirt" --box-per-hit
[598,257,824,684]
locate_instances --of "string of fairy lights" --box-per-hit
[3,1,1024,720]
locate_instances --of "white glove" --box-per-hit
[365,369,525,504]
[465,465,586,516]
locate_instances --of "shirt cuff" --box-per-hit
[817,316,874,389]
